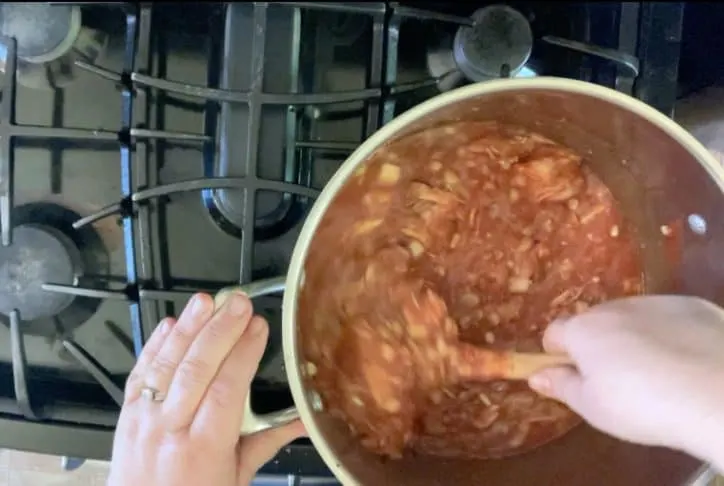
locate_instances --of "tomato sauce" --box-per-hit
[298,122,643,459]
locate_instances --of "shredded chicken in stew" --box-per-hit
[298,122,643,459]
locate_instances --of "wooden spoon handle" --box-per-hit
[506,352,575,380]
[453,344,574,381]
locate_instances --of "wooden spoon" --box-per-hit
[344,313,574,415]
[452,343,574,381]
[393,286,575,386]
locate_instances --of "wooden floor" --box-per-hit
[0,448,719,485]
[0,450,110,485]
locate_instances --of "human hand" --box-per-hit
[528,295,724,465]
[107,291,305,486]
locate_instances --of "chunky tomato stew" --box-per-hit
[298,122,643,459]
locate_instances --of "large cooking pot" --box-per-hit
[225,77,724,485]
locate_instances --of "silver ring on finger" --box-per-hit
[140,386,166,402]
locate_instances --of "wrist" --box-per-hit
[698,424,724,473]
[678,392,724,471]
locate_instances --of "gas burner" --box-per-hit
[455,5,533,80]
[204,190,308,242]
[427,5,537,92]
[1,202,107,337]
[0,4,81,63]
[0,224,80,322]
[0,4,107,89]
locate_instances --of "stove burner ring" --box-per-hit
[453,5,533,81]
[0,224,82,322]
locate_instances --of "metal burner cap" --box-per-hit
[0,4,81,63]
[454,5,533,81]
[0,225,79,321]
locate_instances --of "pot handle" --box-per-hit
[214,277,301,436]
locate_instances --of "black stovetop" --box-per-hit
[0,2,683,482]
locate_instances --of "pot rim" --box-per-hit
[280,76,724,485]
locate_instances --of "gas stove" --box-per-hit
[0,2,683,483]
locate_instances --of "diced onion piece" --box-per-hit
[408,239,425,257]
[378,163,401,184]
[508,277,531,293]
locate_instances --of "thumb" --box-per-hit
[528,366,585,411]
[237,420,306,484]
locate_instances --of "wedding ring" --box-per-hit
[140,386,165,402]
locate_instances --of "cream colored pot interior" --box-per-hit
[284,79,724,486]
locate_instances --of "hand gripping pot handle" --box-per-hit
[214,277,300,435]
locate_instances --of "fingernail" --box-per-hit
[159,318,172,335]
[247,316,267,337]
[528,374,552,395]
[224,291,250,317]
[190,294,208,315]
